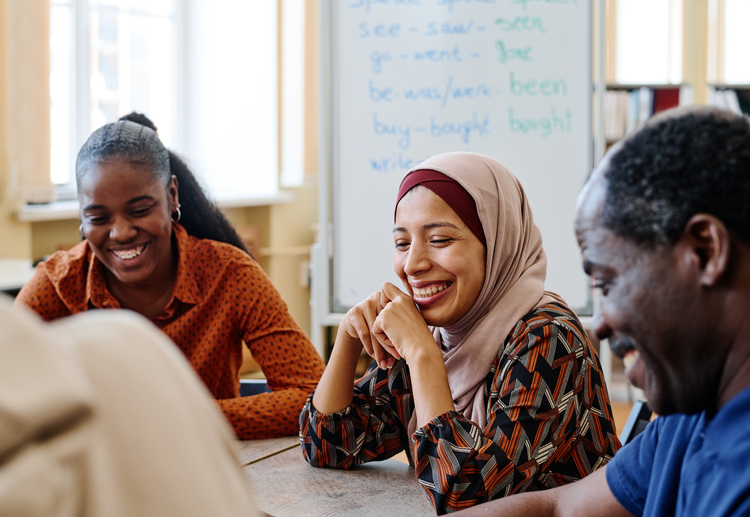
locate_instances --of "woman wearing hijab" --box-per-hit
[299,152,620,514]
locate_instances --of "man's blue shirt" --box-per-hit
[606,385,750,516]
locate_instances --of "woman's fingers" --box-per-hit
[371,320,395,368]
[380,282,407,304]
[371,340,391,369]
[370,315,402,367]
[362,296,386,365]
[372,316,403,359]
[381,341,401,360]
[351,314,374,356]
[341,288,422,369]
[342,292,403,369]
[373,286,438,364]
[340,294,375,350]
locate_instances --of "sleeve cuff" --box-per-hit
[413,410,469,438]
[305,392,355,418]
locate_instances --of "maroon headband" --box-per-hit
[396,169,486,247]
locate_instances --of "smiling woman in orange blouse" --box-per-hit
[15,113,325,439]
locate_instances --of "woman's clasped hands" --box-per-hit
[340,282,440,370]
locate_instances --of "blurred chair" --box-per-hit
[619,400,653,445]
[240,379,271,397]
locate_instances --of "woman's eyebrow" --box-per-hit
[393,222,461,233]
[423,222,460,230]
[126,195,156,204]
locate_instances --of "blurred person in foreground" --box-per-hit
[455,107,750,517]
[1,296,264,516]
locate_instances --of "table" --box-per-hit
[236,436,298,466]
[238,439,435,517]
[0,258,35,294]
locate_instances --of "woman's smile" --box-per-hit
[109,241,151,264]
[411,281,452,300]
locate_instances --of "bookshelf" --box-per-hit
[604,84,690,148]
[708,84,750,115]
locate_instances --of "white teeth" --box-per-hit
[414,284,448,297]
[623,350,639,370]
[112,245,144,260]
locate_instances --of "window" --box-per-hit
[50,0,281,202]
[709,0,750,84]
[181,0,278,199]
[723,0,750,84]
[50,0,177,198]
[614,0,682,85]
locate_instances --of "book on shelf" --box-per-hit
[605,86,681,142]
[653,89,680,113]
[604,90,628,141]
[708,88,743,115]
[626,89,640,134]
[638,88,653,128]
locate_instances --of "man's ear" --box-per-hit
[680,214,730,286]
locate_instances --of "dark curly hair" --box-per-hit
[600,107,750,247]
[75,113,250,255]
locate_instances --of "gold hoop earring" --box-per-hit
[171,204,182,223]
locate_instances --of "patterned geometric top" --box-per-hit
[15,223,325,439]
[299,303,621,514]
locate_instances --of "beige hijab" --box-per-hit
[400,152,565,434]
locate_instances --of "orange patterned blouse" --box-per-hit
[14,223,325,439]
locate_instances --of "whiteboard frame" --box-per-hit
[311,0,606,358]
[310,1,345,357]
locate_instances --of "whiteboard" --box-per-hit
[331,0,592,313]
